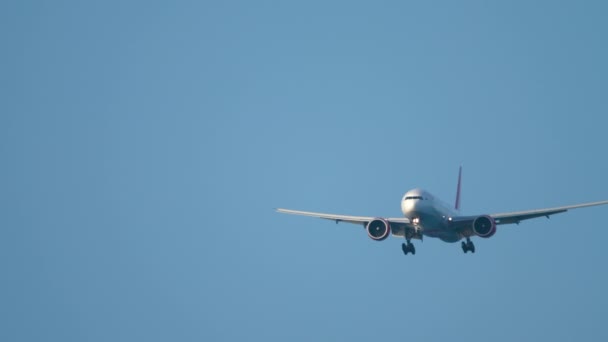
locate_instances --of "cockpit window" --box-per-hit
[405,196,423,200]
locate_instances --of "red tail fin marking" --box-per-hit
[455,166,462,211]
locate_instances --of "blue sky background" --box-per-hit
[2,1,608,341]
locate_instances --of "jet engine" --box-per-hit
[472,215,496,238]
[366,219,391,241]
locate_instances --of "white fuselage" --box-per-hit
[400,188,462,242]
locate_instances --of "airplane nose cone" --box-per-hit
[401,199,415,215]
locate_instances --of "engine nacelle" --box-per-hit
[472,215,496,238]
[366,218,391,241]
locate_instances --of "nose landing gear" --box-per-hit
[402,241,416,255]
[461,238,475,253]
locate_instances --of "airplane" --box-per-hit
[276,167,608,255]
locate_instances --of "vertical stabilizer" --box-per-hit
[455,166,462,211]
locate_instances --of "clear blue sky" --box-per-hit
[2,1,608,341]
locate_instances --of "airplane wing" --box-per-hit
[449,200,608,229]
[275,208,415,238]
[489,200,608,225]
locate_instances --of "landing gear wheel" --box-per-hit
[462,238,475,253]
[402,242,416,255]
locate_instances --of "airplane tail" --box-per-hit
[454,166,462,211]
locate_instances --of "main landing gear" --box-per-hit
[461,238,475,254]
[402,241,416,255]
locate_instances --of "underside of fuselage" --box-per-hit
[421,225,462,243]
[413,213,462,243]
